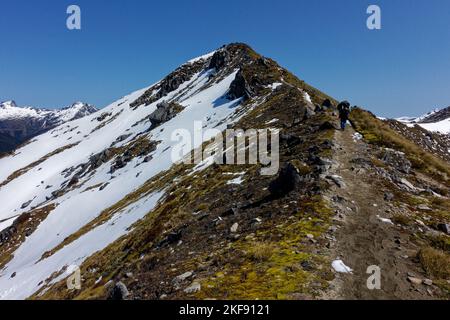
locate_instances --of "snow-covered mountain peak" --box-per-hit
[0,100,18,109]
[0,42,327,299]
[0,100,97,121]
[55,102,98,122]
[0,101,97,153]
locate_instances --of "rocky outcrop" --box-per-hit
[148,101,185,130]
[107,281,129,300]
[381,148,412,174]
[268,162,302,197]
[0,226,16,244]
[227,70,253,100]
[130,60,206,108]
[208,49,231,71]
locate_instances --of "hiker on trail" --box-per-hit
[337,101,351,130]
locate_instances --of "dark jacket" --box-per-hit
[337,101,350,120]
[339,107,350,121]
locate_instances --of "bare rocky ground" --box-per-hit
[324,125,446,300]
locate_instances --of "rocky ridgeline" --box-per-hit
[148,101,185,130]
[419,106,450,123]
[130,43,296,109]
[130,59,206,108]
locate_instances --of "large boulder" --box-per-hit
[149,101,184,130]
[322,99,333,109]
[381,149,412,174]
[108,281,129,300]
[269,162,302,197]
[437,223,450,235]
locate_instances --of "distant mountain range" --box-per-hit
[0,100,97,152]
[397,106,450,134]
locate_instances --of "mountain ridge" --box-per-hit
[0,43,448,300]
[397,106,450,134]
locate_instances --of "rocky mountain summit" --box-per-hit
[0,101,97,153]
[0,43,448,300]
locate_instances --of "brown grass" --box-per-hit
[351,108,450,185]
[418,247,450,279]
[247,242,275,262]
[391,214,412,226]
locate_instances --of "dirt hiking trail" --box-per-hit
[323,126,434,300]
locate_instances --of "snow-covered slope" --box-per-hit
[396,106,450,134]
[0,101,97,152]
[417,118,450,134]
[0,44,276,299]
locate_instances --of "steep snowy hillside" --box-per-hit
[0,101,97,153]
[418,118,450,134]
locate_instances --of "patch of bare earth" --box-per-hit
[323,127,446,299]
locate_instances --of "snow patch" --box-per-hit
[227,176,244,185]
[377,215,394,225]
[303,92,312,104]
[332,260,353,273]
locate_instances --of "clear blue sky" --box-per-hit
[1,0,449,117]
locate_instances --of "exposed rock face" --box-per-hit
[381,149,412,174]
[108,281,129,300]
[148,101,185,130]
[227,70,253,100]
[322,99,333,109]
[0,101,97,153]
[130,60,206,108]
[0,226,16,244]
[437,223,450,235]
[130,43,288,110]
[269,162,302,197]
[208,49,231,71]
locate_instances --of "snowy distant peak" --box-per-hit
[0,100,97,153]
[56,102,98,122]
[0,100,97,121]
[0,101,49,120]
[0,100,18,109]
[397,108,441,124]
[396,106,450,134]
